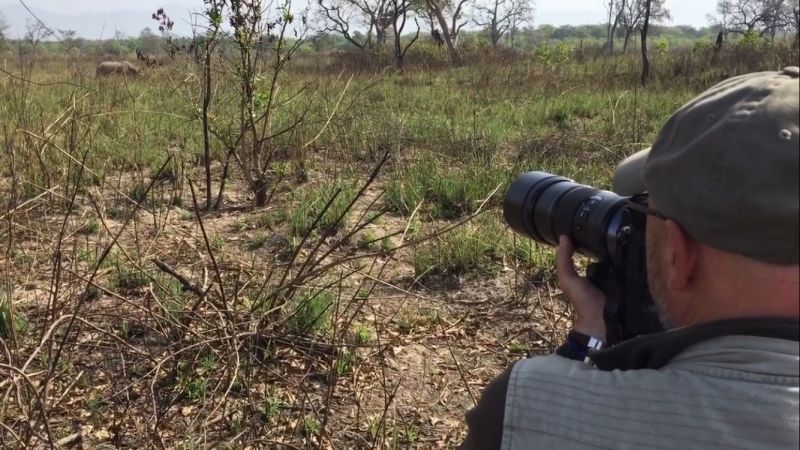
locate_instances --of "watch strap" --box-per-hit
[556,330,605,363]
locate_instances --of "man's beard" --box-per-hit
[646,241,677,330]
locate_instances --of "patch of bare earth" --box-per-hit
[1,167,570,449]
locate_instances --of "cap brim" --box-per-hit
[612,148,649,195]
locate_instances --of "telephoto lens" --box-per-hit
[503,171,630,261]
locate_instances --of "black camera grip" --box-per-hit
[586,261,626,345]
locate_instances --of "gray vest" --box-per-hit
[501,335,800,449]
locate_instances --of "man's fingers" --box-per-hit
[556,235,578,279]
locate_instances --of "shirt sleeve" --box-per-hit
[458,364,515,450]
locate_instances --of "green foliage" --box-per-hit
[367,416,383,439]
[118,320,132,339]
[152,274,188,324]
[386,152,507,220]
[504,236,556,281]
[0,290,27,339]
[78,217,101,235]
[199,354,218,372]
[353,323,373,345]
[209,233,225,252]
[287,180,356,238]
[264,397,281,421]
[111,263,149,292]
[334,347,356,376]
[179,210,195,221]
[402,424,420,445]
[303,417,321,437]
[246,232,269,250]
[357,228,377,249]
[184,377,209,401]
[129,183,149,204]
[412,218,504,279]
[508,339,529,354]
[86,394,108,422]
[286,290,334,335]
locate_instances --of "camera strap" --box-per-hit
[588,317,800,371]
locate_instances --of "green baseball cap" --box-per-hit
[613,67,799,265]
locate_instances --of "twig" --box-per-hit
[55,429,84,447]
[152,258,206,297]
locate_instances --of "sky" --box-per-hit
[4,0,721,39]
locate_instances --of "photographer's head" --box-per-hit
[614,67,800,329]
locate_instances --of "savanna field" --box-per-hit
[0,33,798,448]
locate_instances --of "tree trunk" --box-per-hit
[622,29,632,52]
[201,45,213,209]
[394,27,404,70]
[254,179,268,207]
[640,0,652,86]
[606,1,624,54]
[427,1,460,65]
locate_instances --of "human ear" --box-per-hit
[664,220,696,289]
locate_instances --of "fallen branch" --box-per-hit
[152,258,207,297]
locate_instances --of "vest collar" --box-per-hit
[589,317,800,371]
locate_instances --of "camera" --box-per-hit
[503,171,664,344]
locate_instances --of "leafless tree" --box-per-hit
[619,0,670,51]
[193,0,227,209]
[759,0,796,37]
[316,0,393,49]
[388,0,420,69]
[605,0,633,53]
[0,14,8,52]
[219,0,313,207]
[58,29,78,57]
[20,19,53,75]
[506,0,533,47]
[641,0,652,86]
[791,0,800,45]
[716,0,795,38]
[424,0,471,64]
[473,0,533,46]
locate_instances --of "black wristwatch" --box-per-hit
[555,330,605,363]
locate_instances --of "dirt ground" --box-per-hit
[1,167,571,449]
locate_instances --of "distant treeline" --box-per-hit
[0,23,779,59]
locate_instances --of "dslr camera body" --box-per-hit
[504,171,664,345]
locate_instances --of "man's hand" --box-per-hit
[556,236,607,340]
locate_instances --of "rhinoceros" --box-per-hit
[96,61,140,77]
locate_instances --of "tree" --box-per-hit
[473,0,534,46]
[424,0,471,64]
[218,0,312,207]
[195,0,226,209]
[21,19,54,72]
[138,28,162,55]
[506,0,533,46]
[605,0,625,53]
[58,29,78,56]
[716,0,795,38]
[316,0,392,50]
[0,14,8,52]
[315,0,422,67]
[620,0,670,51]
[759,0,796,37]
[387,0,420,69]
[641,0,652,86]
[791,0,799,45]
[534,23,555,42]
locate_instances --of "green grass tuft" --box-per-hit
[286,290,334,335]
[287,180,356,238]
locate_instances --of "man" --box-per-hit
[460,67,800,449]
